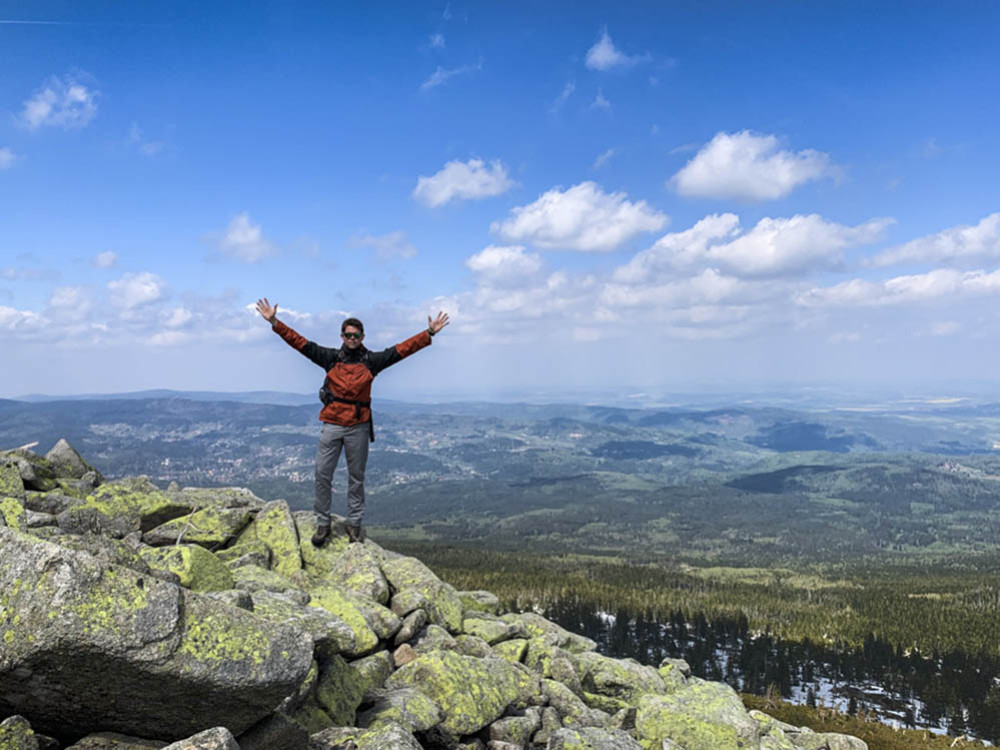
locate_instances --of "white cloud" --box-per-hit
[150,331,191,347]
[593,148,616,169]
[165,307,194,328]
[466,245,543,286]
[0,148,16,169]
[421,61,481,90]
[868,213,1000,268]
[591,89,611,111]
[93,251,118,269]
[48,285,90,311]
[699,214,892,277]
[585,29,650,71]
[430,33,445,49]
[413,158,514,207]
[551,82,575,112]
[797,268,1000,307]
[614,214,742,283]
[108,272,167,310]
[0,305,45,332]
[670,131,839,201]
[219,213,275,263]
[492,181,668,252]
[20,75,98,130]
[931,321,961,337]
[349,230,418,261]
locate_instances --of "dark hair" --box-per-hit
[341,317,364,334]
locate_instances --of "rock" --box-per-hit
[22,490,83,515]
[547,727,643,749]
[539,679,606,727]
[500,612,596,653]
[0,527,313,740]
[410,623,458,654]
[394,643,418,667]
[203,589,254,610]
[216,539,271,569]
[791,731,868,750]
[492,638,528,664]
[139,544,235,592]
[58,477,192,538]
[0,495,26,529]
[531,706,561,746]
[324,542,390,604]
[659,657,692,678]
[170,486,266,510]
[143,507,252,548]
[488,711,540,745]
[233,500,303,578]
[455,633,494,658]
[309,585,382,657]
[310,721,422,750]
[160,728,239,750]
[24,509,56,528]
[66,732,167,749]
[231,564,309,602]
[45,438,102,481]
[394,608,428,646]
[389,587,429,618]
[0,460,26,498]
[296,512,352,577]
[458,589,500,614]
[1,449,58,491]
[237,712,309,750]
[251,590,355,656]
[463,616,525,645]
[634,678,761,750]
[384,649,522,737]
[351,650,394,701]
[356,688,441,732]
[0,715,39,750]
[570,651,667,704]
[316,654,366,725]
[380,555,464,633]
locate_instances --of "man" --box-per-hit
[256,297,449,545]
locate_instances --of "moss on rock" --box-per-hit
[635,678,761,750]
[143,508,252,548]
[0,496,26,530]
[59,477,192,538]
[380,555,463,633]
[233,500,302,578]
[0,461,26,499]
[315,654,366,726]
[309,585,380,656]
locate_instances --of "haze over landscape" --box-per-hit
[2,2,1000,398]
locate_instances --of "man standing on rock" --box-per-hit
[256,298,449,546]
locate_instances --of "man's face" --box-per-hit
[341,326,364,350]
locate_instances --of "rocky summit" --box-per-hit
[0,441,868,750]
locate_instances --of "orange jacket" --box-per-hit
[273,320,432,426]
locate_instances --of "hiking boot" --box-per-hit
[345,524,365,544]
[311,523,331,547]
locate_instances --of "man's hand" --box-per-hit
[256,298,278,324]
[428,311,450,335]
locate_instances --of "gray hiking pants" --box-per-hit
[314,421,370,527]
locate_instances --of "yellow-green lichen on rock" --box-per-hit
[324,542,390,604]
[139,544,234,592]
[296,513,350,577]
[492,637,529,664]
[380,555,463,633]
[0,461,26,498]
[143,507,252,548]
[230,563,306,598]
[356,688,442,733]
[502,612,597,653]
[315,654,366,725]
[384,649,521,737]
[233,500,303,578]
[571,650,666,705]
[0,496,26,530]
[0,714,38,750]
[635,678,761,750]
[309,585,380,656]
[60,477,192,537]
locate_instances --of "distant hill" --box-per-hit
[15,389,317,406]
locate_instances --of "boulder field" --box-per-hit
[0,442,867,750]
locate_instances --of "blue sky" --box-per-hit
[2,1,1000,399]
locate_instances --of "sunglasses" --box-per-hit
[342,332,363,340]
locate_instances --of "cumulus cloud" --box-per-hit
[349,230,418,261]
[466,245,543,286]
[218,213,275,263]
[614,214,742,283]
[0,305,45,332]
[0,148,16,169]
[492,181,667,252]
[421,61,481,90]
[93,251,118,269]
[868,213,1000,268]
[20,75,98,130]
[165,307,194,328]
[796,268,1000,307]
[585,29,650,71]
[670,131,839,201]
[108,272,167,310]
[591,89,611,111]
[413,158,514,207]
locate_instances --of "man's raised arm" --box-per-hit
[256,297,337,369]
[368,311,450,375]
